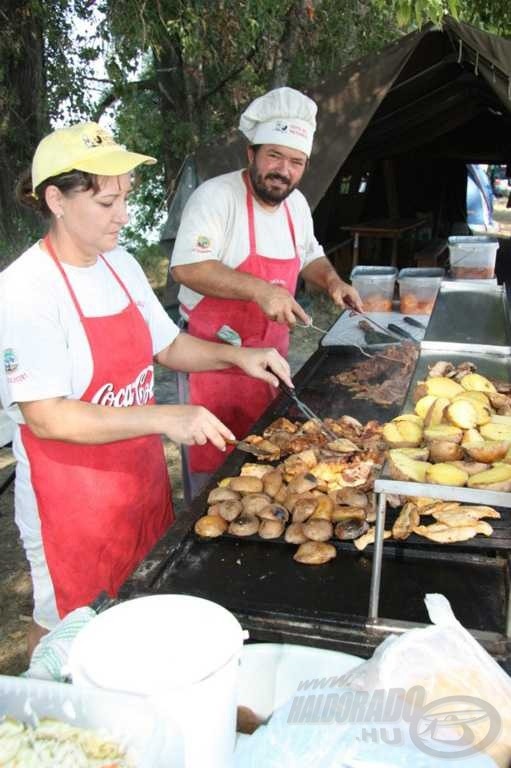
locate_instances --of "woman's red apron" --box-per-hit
[185,173,301,472]
[20,237,173,619]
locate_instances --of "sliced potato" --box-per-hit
[425,463,469,487]
[415,395,438,419]
[447,460,491,476]
[392,413,424,426]
[464,441,509,464]
[423,425,463,444]
[462,428,485,447]
[453,398,491,427]
[428,440,464,463]
[424,376,465,399]
[424,397,450,427]
[453,390,490,406]
[446,400,478,429]
[397,447,430,461]
[480,423,511,442]
[460,373,497,393]
[490,414,511,426]
[382,420,423,448]
[467,463,511,490]
[388,450,432,482]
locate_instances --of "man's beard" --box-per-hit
[248,163,296,205]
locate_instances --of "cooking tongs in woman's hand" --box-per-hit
[279,381,338,441]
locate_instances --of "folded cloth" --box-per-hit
[23,606,96,682]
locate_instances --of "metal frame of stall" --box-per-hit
[368,279,511,645]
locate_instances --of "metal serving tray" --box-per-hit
[375,347,511,508]
[421,281,511,355]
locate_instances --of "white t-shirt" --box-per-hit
[0,241,179,420]
[171,170,325,312]
[0,241,179,537]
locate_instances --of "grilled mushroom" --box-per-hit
[228,514,260,537]
[302,518,333,542]
[194,515,228,538]
[293,541,336,565]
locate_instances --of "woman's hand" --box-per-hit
[161,404,236,449]
[232,347,293,389]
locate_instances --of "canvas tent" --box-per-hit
[160,16,511,299]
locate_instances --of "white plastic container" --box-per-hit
[448,235,499,279]
[237,643,363,721]
[350,266,397,312]
[397,267,444,315]
[0,674,174,767]
[68,594,247,768]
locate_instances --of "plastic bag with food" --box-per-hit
[342,593,511,767]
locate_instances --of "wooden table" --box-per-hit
[341,217,429,267]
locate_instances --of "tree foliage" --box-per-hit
[2,0,510,261]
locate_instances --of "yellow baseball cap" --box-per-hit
[32,122,157,191]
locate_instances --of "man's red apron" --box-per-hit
[20,237,173,619]
[185,173,301,472]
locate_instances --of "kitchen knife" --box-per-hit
[387,323,415,340]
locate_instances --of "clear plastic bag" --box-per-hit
[234,594,509,768]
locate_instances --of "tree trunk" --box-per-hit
[0,0,49,263]
[271,1,316,87]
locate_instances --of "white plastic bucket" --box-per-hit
[68,594,247,768]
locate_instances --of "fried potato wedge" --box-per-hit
[460,373,497,393]
[425,463,469,486]
[383,421,423,448]
[392,413,424,426]
[449,397,491,427]
[417,376,465,399]
[428,440,464,463]
[423,425,463,444]
[388,450,432,482]
[467,463,511,491]
[464,441,509,464]
[397,447,430,461]
[447,460,489,476]
[415,395,438,419]
[480,423,511,442]
[424,397,450,427]
[446,400,478,430]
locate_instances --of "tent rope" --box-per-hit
[474,51,479,76]
[457,38,462,63]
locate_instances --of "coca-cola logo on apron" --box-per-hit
[91,365,155,407]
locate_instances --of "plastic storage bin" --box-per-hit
[398,267,444,315]
[0,674,180,767]
[350,266,397,312]
[448,236,499,279]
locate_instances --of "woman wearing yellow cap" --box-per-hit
[0,122,292,655]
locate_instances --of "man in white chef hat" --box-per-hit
[171,86,362,479]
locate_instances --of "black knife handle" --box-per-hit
[387,323,415,339]
[403,316,426,329]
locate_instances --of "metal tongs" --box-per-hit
[279,381,338,441]
[347,307,404,341]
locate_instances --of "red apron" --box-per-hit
[20,237,173,619]
[185,173,301,472]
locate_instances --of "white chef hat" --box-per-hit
[239,87,317,158]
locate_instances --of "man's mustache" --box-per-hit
[265,173,291,185]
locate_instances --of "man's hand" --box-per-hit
[233,346,293,389]
[253,283,310,326]
[328,279,363,312]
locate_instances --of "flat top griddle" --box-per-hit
[119,345,511,662]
